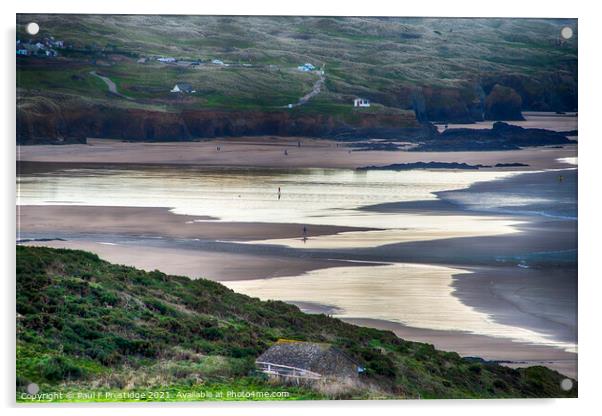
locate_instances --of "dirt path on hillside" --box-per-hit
[287,69,325,108]
[90,71,132,100]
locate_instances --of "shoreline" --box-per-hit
[20,239,368,281]
[18,234,578,379]
[15,149,577,378]
[17,205,373,242]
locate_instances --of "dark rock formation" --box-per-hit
[484,85,524,120]
[358,161,491,171]
[481,73,577,113]
[413,122,572,151]
[494,162,529,167]
[422,87,477,123]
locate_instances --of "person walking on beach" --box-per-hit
[277,187,281,200]
[302,226,308,243]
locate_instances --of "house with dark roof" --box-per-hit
[170,82,195,93]
[256,340,364,380]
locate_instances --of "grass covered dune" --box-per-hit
[16,246,576,401]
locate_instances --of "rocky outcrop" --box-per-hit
[484,85,524,120]
[358,162,491,171]
[422,87,479,124]
[413,122,572,151]
[404,74,576,123]
[480,73,577,113]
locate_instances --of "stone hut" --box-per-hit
[256,340,364,381]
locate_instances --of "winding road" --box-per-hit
[286,68,325,108]
[91,65,323,106]
[90,71,132,100]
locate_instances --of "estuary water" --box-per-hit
[17,163,576,352]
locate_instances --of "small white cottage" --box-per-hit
[297,63,316,72]
[353,98,371,108]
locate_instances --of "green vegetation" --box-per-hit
[16,246,576,402]
[16,15,577,116]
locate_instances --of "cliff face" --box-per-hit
[407,75,576,124]
[484,85,523,121]
[17,104,436,144]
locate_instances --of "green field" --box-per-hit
[16,15,577,117]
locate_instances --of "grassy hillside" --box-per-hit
[16,246,576,402]
[16,15,577,117]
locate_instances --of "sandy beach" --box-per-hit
[16,138,577,378]
[17,137,577,171]
[434,112,578,133]
[22,239,361,281]
[18,205,370,241]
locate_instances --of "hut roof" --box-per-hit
[174,82,193,92]
[256,340,361,377]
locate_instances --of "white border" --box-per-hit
[3,1,601,415]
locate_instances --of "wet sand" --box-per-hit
[223,260,575,352]
[17,137,576,171]
[18,205,371,241]
[354,217,576,266]
[21,235,577,378]
[16,149,577,378]
[434,112,578,133]
[238,216,523,249]
[453,266,577,349]
[21,239,362,281]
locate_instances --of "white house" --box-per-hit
[353,98,371,108]
[157,57,176,63]
[297,63,316,72]
[211,59,225,65]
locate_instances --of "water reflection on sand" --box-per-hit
[18,167,520,244]
[225,263,576,352]
[17,164,575,353]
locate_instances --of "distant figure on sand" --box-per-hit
[302,226,308,243]
[278,187,281,200]
[284,149,288,156]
